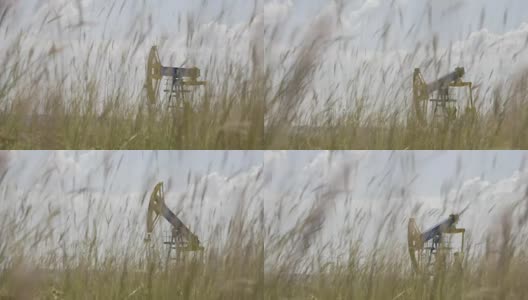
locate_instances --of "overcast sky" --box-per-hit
[267,0,528,46]
[265,150,528,265]
[1,0,261,102]
[270,1,528,117]
[2,150,528,266]
[0,150,263,255]
[2,0,527,113]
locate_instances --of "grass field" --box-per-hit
[1,151,528,299]
[0,151,264,299]
[0,1,264,150]
[263,151,528,300]
[265,212,528,300]
[1,1,528,149]
[264,1,528,150]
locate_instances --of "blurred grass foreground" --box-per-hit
[0,1,264,150]
[1,1,528,149]
[1,150,528,299]
[0,151,264,299]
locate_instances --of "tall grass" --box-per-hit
[264,1,528,149]
[0,151,263,299]
[2,150,528,299]
[0,1,263,149]
[2,1,528,149]
[265,151,528,299]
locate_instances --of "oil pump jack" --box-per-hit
[408,206,468,273]
[145,182,204,261]
[413,67,474,122]
[145,46,206,108]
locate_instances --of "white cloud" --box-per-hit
[264,151,528,266]
[1,0,260,111]
[348,0,381,20]
[265,0,528,118]
[264,150,287,166]
[264,0,293,22]
[40,0,95,26]
[302,151,367,176]
[0,151,263,257]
